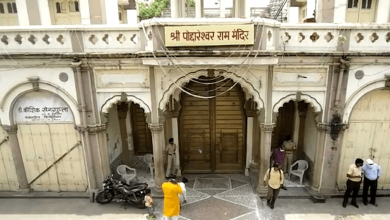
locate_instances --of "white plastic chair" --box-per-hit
[143,154,154,179]
[288,160,309,186]
[117,165,137,184]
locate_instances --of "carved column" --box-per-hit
[297,102,308,160]
[219,0,226,18]
[149,124,165,194]
[256,123,275,195]
[117,102,131,166]
[245,109,256,176]
[310,123,329,193]
[2,125,30,192]
[149,66,165,195]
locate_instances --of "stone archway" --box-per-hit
[271,93,324,187]
[159,70,265,112]
[99,93,153,174]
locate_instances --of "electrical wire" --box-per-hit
[143,18,266,99]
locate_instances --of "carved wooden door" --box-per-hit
[272,101,295,149]
[180,77,246,173]
[130,103,153,155]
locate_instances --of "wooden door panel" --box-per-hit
[339,90,390,189]
[272,101,295,149]
[180,78,245,172]
[131,103,153,154]
[0,127,19,191]
[17,124,86,192]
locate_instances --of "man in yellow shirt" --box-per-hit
[343,158,364,208]
[162,177,183,220]
[263,163,284,209]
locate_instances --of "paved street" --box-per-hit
[1,197,390,220]
[1,174,390,220]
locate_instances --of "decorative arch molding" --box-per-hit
[343,79,387,124]
[159,70,265,111]
[273,93,323,113]
[1,82,80,125]
[101,94,151,114]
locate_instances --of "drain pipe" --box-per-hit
[334,58,350,107]
[71,58,96,191]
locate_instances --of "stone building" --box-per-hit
[0,0,389,197]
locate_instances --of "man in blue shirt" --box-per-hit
[362,159,381,207]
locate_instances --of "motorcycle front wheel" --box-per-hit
[96,190,114,204]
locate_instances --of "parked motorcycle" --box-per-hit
[96,174,149,209]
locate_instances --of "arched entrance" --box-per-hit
[105,100,153,171]
[179,77,247,173]
[272,98,321,187]
[338,89,390,190]
[14,91,87,192]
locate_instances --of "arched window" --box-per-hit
[7,3,12,13]
[0,3,4,14]
[69,1,75,12]
[12,3,17,13]
[74,1,79,12]
[6,2,17,13]
[56,2,61,13]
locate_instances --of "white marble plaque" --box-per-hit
[14,92,74,123]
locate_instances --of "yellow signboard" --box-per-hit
[164,25,254,47]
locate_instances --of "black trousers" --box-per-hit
[363,177,378,204]
[343,179,361,204]
[267,186,281,205]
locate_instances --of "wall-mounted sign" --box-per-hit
[14,92,74,123]
[165,25,254,47]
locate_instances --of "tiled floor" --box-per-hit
[177,174,260,220]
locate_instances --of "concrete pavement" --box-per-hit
[0,197,390,220]
[1,173,390,220]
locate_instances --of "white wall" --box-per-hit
[0,65,79,125]
[107,106,122,163]
[288,7,299,23]
[303,105,317,161]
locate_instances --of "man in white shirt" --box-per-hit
[178,177,188,205]
[263,163,284,209]
[362,159,381,207]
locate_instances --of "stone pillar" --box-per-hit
[2,125,30,193]
[171,0,179,18]
[172,116,181,176]
[333,0,347,23]
[296,102,308,159]
[219,0,226,18]
[195,0,201,18]
[257,65,274,195]
[310,123,328,193]
[105,0,119,25]
[36,0,51,25]
[15,0,30,26]
[256,124,274,195]
[117,102,131,166]
[244,0,250,18]
[149,66,165,195]
[376,0,390,23]
[179,0,186,18]
[245,117,254,176]
[79,0,91,25]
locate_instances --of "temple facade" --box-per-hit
[0,0,390,196]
